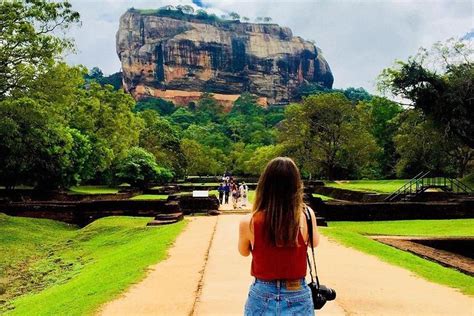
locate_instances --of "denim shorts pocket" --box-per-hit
[284,291,314,315]
[244,290,271,316]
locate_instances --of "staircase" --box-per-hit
[385,172,473,202]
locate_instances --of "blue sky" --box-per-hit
[65,0,473,93]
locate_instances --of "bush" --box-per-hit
[115,147,173,189]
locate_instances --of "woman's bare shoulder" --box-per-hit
[239,214,253,231]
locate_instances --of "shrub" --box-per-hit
[115,147,173,189]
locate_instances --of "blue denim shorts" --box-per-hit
[244,278,314,315]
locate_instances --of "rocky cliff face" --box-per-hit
[116,10,334,105]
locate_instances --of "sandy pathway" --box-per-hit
[100,216,218,316]
[193,215,346,315]
[195,215,473,316]
[100,214,473,316]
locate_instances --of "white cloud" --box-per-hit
[65,0,473,93]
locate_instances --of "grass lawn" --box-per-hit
[325,179,408,193]
[321,219,474,295]
[461,174,474,189]
[129,194,168,200]
[312,193,333,201]
[68,186,119,195]
[0,213,186,315]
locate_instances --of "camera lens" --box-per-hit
[320,285,336,301]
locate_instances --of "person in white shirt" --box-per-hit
[239,182,249,207]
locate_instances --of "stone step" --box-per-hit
[153,212,184,221]
[316,216,328,227]
[147,219,181,226]
[147,212,184,226]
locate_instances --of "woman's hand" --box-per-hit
[238,214,252,256]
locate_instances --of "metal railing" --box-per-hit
[385,172,473,202]
[385,171,428,201]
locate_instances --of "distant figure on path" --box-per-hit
[239,182,249,207]
[217,183,225,205]
[238,157,320,315]
[224,182,230,204]
[232,182,240,209]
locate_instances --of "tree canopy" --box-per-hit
[379,39,474,148]
[0,0,80,98]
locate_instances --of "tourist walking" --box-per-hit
[232,182,240,209]
[238,157,320,315]
[239,181,249,207]
[217,183,225,205]
[224,182,230,204]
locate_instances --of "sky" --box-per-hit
[65,0,473,93]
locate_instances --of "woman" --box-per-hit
[232,182,240,209]
[238,157,320,315]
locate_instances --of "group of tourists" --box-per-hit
[217,173,249,208]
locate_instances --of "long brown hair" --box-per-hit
[252,157,304,247]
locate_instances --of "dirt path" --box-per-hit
[193,215,345,316]
[218,199,252,212]
[100,214,473,315]
[99,216,218,316]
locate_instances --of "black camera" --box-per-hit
[308,282,337,310]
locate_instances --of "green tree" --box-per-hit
[183,123,231,152]
[84,67,122,90]
[264,107,285,127]
[28,62,86,120]
[343,87,372,103]
[379,38,474,147]
[180,139,227,176]
[170,107,195,129]
[194,93,224,124]
[279,93,379,179]
[99,72,123,90]
[135,97,176,115]
[85,67,104,81]
[225,94,274,146]
[0,0,80,98]
[359,96,403,177]
[115,147,173,189]
[244,145,285,175]
[394,109,472,177]
[69,82,143,163]
[139,110,186,178]
[0,98,92,189]
[231,93,264,116]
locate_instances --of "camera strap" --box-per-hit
[305,206,320,288]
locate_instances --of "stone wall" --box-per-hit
[0,195,219,226]
[306,195,474,221]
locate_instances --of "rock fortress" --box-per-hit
[116,8,334,109]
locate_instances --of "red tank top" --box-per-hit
[250,211,307,280]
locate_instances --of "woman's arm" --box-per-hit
[238,215,252,256]
[308,207,320,247]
